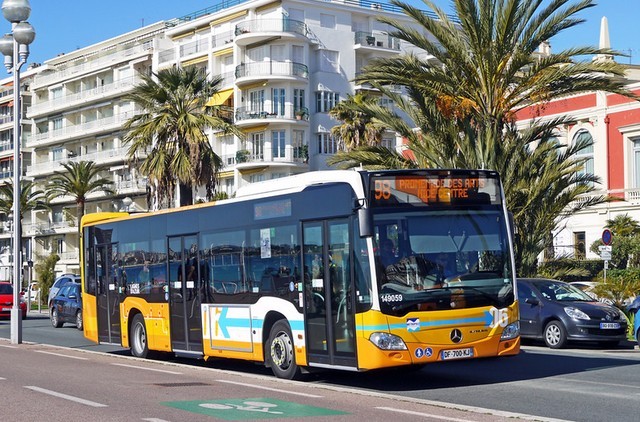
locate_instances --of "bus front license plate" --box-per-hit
[441,348,474,360]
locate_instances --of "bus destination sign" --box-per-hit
[371,175,498,206]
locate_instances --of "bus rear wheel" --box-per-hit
[267,320,301,380]
[130,314,149,358]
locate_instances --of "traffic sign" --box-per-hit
[599,245,612,260]
[602,229,613,245]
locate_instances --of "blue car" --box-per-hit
[50,283,83,330]
[518,278,628,348]
[627,297,640,346]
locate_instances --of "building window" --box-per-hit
[251,132,264,159]
[633,139,640,188]
[317,133,338,154]
[573,129,594,186]
[318,50,339,73]
[573,231,586,259]
[381,137,395,149]
[294,88,305,112]
[272,88,285,115]
[272,130,286,158]
[249,90,265,113]
[320,14,336,29]
[316,91,339,113]
[249,174,265,183]
[52,116,63,131]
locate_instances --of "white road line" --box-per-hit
[0,377,5,380]
[377,407,475,421]
[24,386,108,407]
[36,350,89,360]
[110,363,182,375]
[0,344,17,349]
[216,379,323,398]
[142,419,172,422]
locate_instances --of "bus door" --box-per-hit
[95,243,121,344]
[302,219,357,369]
[168,235,203,354]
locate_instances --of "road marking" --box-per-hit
[111,363,182,374]
[24,386,108,407]
[555,376,640,390]
[36,350,89,360]
[142,419,172,422]
[216,379,323,398]
[377,407,475,421]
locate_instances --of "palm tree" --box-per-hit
[47,161,115,231]
[328,0,634,275]
[123,66,243,208]
[604,214,640,237]
[329,93,387,151]
[0,180,50,243]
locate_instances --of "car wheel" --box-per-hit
[130,314,149,358]
[50,308,63,328]
[266,320,301,380]
[75,310,83,331]
[544,320,567,349]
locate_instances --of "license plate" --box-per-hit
[600,322,620,329]
[1,307,10,311]
[441,348,474,360]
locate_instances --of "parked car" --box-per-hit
[627,297,640,346]
[47,274,80,307]
[22,282,40,302]
[0,281,27,320]
[569,281,613,305]
[50,283,83,330]
[518,278,628,348]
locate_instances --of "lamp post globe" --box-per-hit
[1,0,31,23]
[0,33,12,56]
[12,20,34,44]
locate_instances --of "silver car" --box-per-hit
[48,274,80,307]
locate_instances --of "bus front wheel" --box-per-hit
[267,320,301,380]
[130,314,149,358]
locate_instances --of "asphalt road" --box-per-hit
[2,310,640,422]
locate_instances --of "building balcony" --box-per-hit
[26,146,138,177]
[354,31,401,52]
[23,220,77,237]
[28,75,144,117]
[234,105,308,126]
[234,19,309,46]
[32,43,153,88]
[224,145,309,169]
[115,178,148,196]
[235,61,308,86]
[28,109,143,148]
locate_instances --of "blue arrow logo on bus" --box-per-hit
[217,307,251,338]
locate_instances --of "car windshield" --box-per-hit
[0,284,11,294]
[532,280,596,302]
[374,209,514,316]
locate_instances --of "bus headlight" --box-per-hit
[369,332,408,350]
[500,321,520,340]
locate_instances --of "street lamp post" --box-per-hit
[0,0,35,345]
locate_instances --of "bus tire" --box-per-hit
[266,320,301,380]
[130,314,149,358]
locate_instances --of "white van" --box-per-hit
[23,282,39,302]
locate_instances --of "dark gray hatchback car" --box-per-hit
[518,278,628,348]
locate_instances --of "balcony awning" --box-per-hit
[206,89,233,106]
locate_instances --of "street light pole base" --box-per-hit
[10,307,22,344]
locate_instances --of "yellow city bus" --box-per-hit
[81,169,520,379]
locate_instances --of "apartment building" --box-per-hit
[1,0,422,277]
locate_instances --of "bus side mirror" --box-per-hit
[354,198,372,237]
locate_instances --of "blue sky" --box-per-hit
[1,0,637,77]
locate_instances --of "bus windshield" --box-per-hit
[374,209,514,316]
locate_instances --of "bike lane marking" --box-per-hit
[162,397,348,420]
